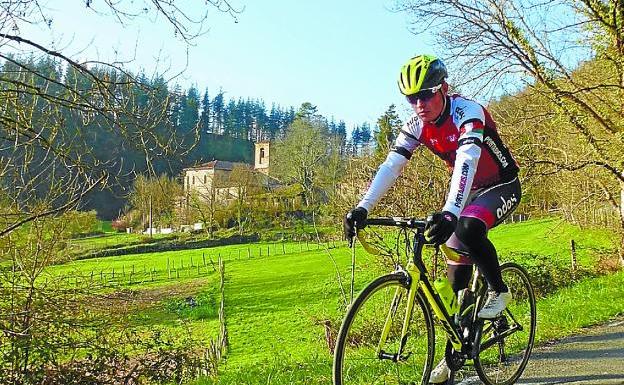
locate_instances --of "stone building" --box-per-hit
[182,141,276,200]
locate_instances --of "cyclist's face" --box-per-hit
[407,83,447,122]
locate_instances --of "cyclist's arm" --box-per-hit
[442,102,486,217]
[357,151,408,211]
[357,120,421,211]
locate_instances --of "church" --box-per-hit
[181,141,275,201]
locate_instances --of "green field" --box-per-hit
[43,217,624,384]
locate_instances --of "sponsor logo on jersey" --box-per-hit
[406,116,420,131]
[455,106,465,120]
[454,162,471,208]
[496,194,518,219]
[484,136,509,168]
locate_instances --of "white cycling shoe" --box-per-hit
[478,290,512,319]
[429,358,450,384]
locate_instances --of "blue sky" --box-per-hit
[18,1,438,130]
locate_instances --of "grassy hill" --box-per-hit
[42,217,623,384]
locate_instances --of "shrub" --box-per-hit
[111,218,128,232]
[503,252,596,297]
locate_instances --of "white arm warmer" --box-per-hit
[442,143,481,217]
[357,151,409,212]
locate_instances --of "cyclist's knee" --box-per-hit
[455,216,487,246]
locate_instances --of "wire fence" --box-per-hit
[45,239,344,288]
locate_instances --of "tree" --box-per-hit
[359,122,372,152]
[375,104,402,155]
[227,164,262,234]
[127,174,181,230]
[186,172,226,239]
[399,0,624,264]
[180,85,201,132]
[335,120,348,154]
[295,101,319,121]
[211,91,225,134]
[0,1,241,381]
[200,88,211,133]
[272,117,342,207]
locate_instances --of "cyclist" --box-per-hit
[343,54,521,383]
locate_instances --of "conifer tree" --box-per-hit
[211,92,225,134]
[200,88,211,133]
[375,104,402,155]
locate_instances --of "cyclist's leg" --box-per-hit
[444,233,473,292]
[455,218,507,292]
[455,177,521,290]
[447,263,472,292]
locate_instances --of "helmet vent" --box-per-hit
[413,67,422,87]
[406,66,412,88]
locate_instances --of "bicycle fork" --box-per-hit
[376,263,419,362]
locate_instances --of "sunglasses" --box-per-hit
[406,84,443,104]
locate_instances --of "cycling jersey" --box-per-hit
[358,94,519,218]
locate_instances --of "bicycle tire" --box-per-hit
[474,262,537,385]
[333,272,436,385]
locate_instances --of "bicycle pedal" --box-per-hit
[378,350,399,361]
[493,316,510,332]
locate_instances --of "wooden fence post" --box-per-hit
[571,239,577,276]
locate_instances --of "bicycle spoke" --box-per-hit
[333,274,435,385]
[474,263,536,385]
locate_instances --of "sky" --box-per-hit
[16,0,438,130]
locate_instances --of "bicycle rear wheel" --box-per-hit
[474,262,537,385]
[333,272,435,385]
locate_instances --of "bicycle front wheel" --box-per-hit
[474,262,537,385]
[333,273,435,385]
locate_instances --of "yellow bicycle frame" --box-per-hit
[358,231,464,356]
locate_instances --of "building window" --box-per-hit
[192,176,195,185]
[259,148,265,164]
[204,175,207,184]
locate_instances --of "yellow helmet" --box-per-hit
[398,55,448,95]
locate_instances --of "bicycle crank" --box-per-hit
[378,350,412,362]
[445,340,466,371]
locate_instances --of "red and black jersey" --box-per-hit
[393,94,518,189]
[357,94,519,217]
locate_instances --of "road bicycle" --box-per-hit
[333,217,536,385]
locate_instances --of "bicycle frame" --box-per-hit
[367,226,466,360]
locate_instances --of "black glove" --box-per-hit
[425,211,458,245]
[344,207,368,246]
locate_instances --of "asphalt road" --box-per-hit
[519,317,624,385]
[453,316,624,385]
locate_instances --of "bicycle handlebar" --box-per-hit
[356,217,463,262]
[364,217,427,230]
